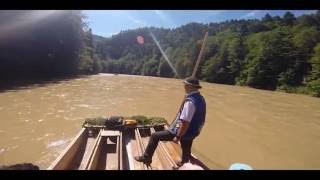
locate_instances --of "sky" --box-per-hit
[83,10,317,37]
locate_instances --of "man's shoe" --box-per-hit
[172,161,186,170]
[176,161,185,167]
[134,156,152,165]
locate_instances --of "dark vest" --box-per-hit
[169,92,206,139]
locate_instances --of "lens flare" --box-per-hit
[137,35,144,45]
[149,31,179,78]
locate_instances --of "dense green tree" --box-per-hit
[142,58,159,76]
[309,43,320,80]
[239,29,299,89]
[158,60,174,78]
[282,12,296,26]
[307,43,320,97]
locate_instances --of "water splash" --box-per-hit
[149,31,179,78]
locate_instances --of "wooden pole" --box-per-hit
[192,31,209,78]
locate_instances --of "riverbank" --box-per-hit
[1,73,319,98]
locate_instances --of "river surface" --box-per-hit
[1,73,320,169]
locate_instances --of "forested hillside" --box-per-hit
[93,11,320,96]
[1,11,319,96]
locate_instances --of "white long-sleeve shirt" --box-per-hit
[179,99,196,122]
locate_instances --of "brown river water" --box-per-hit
[0,73,320,169]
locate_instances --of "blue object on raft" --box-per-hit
[229,163,253,170]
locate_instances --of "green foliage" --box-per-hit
[158,61,174,78]
[307,80,320,97]
[282,12,296,26]
[239,28,303,89]
[90,11,320,97]
[126,115,167,125]
[83,117,107,127]
[309,43,320,81]
[293,26,320,53]
[201,31,245,85]
[142,58,159,76]
[83,115,167,127]
[78,48,94,74]
[2,10,320,97]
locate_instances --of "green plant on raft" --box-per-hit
[126,115,148,125]
[126,115,167,125]
[83,117,108,127]
[148,117,168,125]
[82,115,168,127]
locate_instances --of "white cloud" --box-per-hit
[153,10,176,27]
[200,10,227,23]
[108,32,119,36]
[154,10,167,20]
[303,10,318,15]
[112,11,147,27]
[200,10,227,14]
[126,15,146,26]
[241,10,262,19]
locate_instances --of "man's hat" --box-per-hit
[184,77,202,89]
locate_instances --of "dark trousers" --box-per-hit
[143,130,194,163]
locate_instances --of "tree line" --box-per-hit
[1,11,319,97]
[93,11,320,97]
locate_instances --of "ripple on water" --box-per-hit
[0,148,5,154]
[65,118,80,121]
[47,139,67,148]
[5,145,19,151]
[56,94,67,98]
[12,136,22,140]
[76,104,90,108]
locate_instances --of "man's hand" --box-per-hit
[173,137,180,144]
[173,120,189,144]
